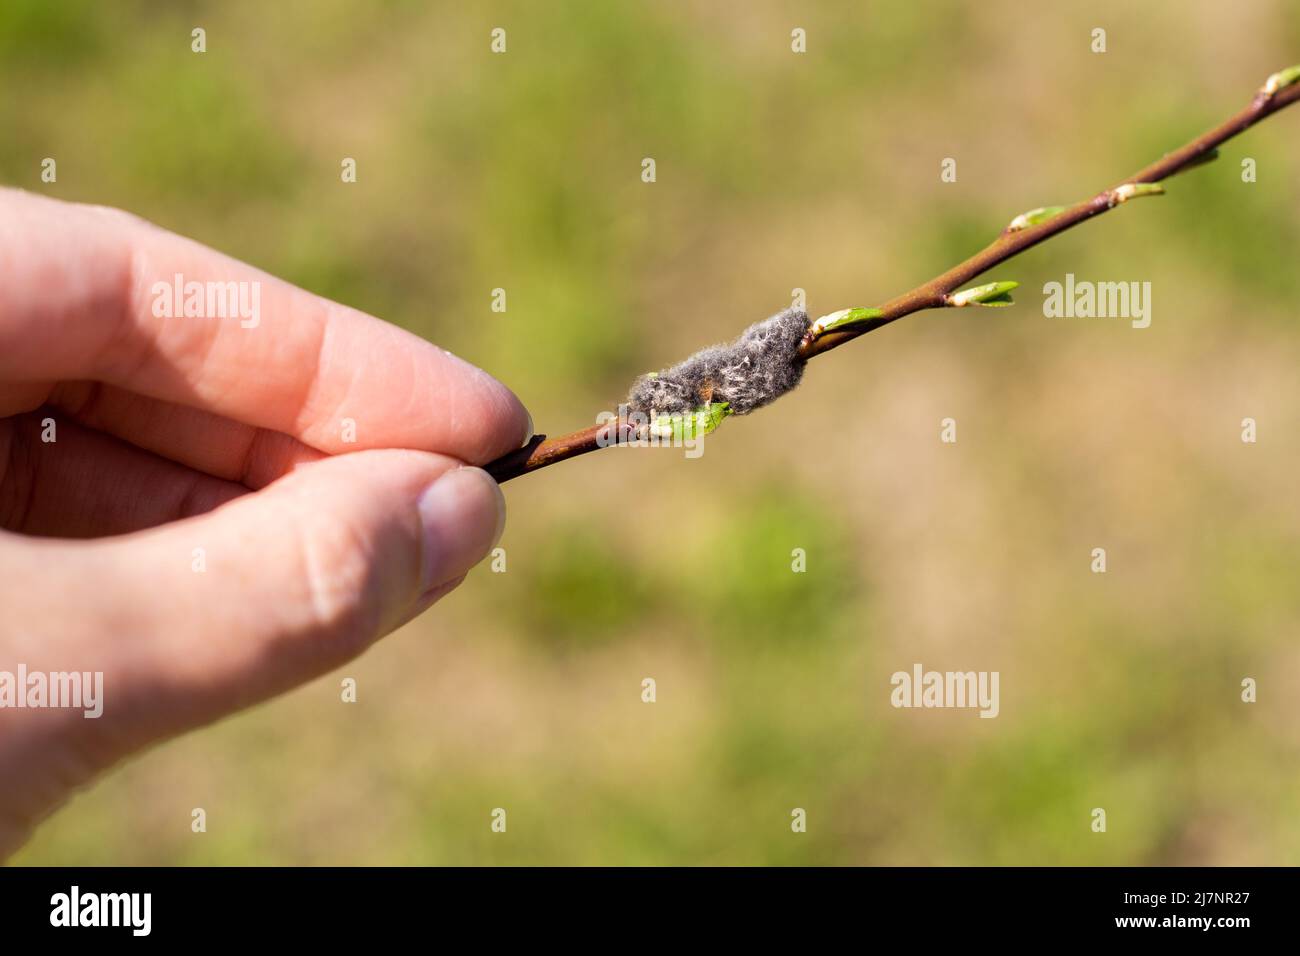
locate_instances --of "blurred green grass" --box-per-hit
[7,0,1300,864]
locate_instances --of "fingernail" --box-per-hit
[522,409,534,446]
[418,467,506,592]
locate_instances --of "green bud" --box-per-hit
[1006,206,1066,232]
[948,280,1019,308]
[651,402,731,440]
[1263,65,1300,96]
[809,306,886,336]
[1111,182,1165,205]
[1180,147,1220,172]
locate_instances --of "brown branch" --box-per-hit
[487,73,1300,484]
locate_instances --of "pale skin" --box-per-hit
[0,188,531,858]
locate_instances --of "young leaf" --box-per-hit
[948,280,1019,308]
[651,402,731,440]
[809,306,886,336]
[1006,205,1066,232]
[1111,182,1165,205]
[1263,64,1300,96]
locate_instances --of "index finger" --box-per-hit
[0,189,530,464]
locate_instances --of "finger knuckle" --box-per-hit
[291,509,384,659]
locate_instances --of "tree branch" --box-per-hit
[487,70,1300,483]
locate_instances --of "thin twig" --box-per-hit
[487,72,1300,484]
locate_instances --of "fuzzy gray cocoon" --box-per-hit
[627,307,811,417]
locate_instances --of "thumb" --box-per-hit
[18,448,505,748]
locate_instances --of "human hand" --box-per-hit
[0,189,530,857]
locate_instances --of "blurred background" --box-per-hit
[5,0,1300,864]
